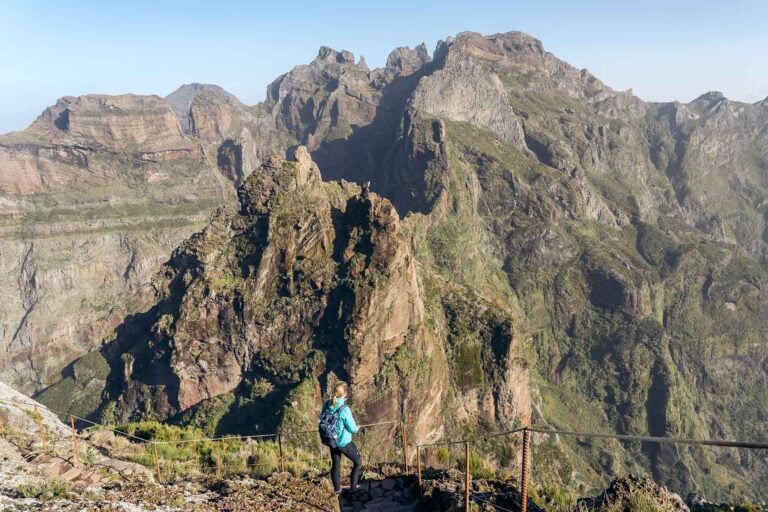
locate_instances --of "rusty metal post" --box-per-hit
[278,433,285,473]
[417,445,423,496]
[400,421,409,474]
[153,443,162,482]
[70,416,79,466]
[34,407,46,451]
[219,437,226,478]
[465,441,471,511]
[521,428,531,512]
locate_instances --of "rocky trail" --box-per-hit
[339,477,419,512]
[24,453,106,486]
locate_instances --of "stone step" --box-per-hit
[74,470,103,485]
[60,466,84,481]
[44,459,73,477]
[341,497,418,512]
[342,505,417,512]
[367,506,416,512]
[28,453,52,464]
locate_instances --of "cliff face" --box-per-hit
[2,30,767,500]
[236,31,766,497]
[29,94,201,157]
[98,148,529,446]
[0,86,279,394]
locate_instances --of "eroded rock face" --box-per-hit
[258,31,767,498]
[97,150,426,431]
[28,94,200,157]
[0,380,70,436]
[165,83,241,134]
[410,53,525,146]
[385,43,431,76]
[265,46,379,148]
[0,89,255,394]
[98,148,528,450]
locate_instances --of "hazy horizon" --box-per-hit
[1,0,767,134]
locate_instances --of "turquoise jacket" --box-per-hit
[323,397,359,448]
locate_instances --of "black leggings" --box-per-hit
[330,441,362,491]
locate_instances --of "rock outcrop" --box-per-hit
[581,475,690,511]
[385,43,431,76]
[97,148,527,450]
[0,380,70,437]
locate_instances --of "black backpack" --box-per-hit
[318,402,347,448]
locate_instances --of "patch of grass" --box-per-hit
[456,451,496,480]
[530,484,581,512]
[113,420,324,480]
[16,480,72,500]
[436,446,451,464]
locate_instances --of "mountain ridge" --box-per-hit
[0,30,766,501]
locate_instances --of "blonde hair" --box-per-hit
[332,382,348,407]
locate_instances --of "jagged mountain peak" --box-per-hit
[316,45,356,64]
[438,30,545,65]
[385,42,431,75]
[237,145,326,216]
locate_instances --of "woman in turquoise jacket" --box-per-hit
[322,381,362,494]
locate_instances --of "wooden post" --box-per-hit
[153,443,162,483]
[465,441,471,511]
[400,421,409,475]
[417,445,423,496]
[70,416,79,466]
[521,428,531,512]
[34,407,46,451]
[278,433,285,473]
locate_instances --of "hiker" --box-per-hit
[318,381,362,495]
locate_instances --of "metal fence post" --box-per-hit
[401,421,409,474]
[521,427,531,512]
[417,445,423,496]
[34,407,46,451]
[70,416,79,466]
[465,441,471,511]
[278,433,285,473]
[153,443,162,483]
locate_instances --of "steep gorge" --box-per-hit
[1,31,766,500]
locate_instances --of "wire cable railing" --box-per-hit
[5,391,767,509]
[415,425,768,512]
[0,395,407,484]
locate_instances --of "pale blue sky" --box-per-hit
[1,0,767,133]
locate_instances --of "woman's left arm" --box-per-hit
[342,407,359,434]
